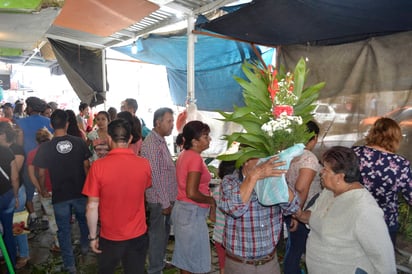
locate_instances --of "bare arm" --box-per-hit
[28,164,40,191]
[86,197,101,253]
[37,168,50,198]
[294,208,311,224]
[294,168,316,208]
[186,172,215,206]
[14,154,24,174]
[10,160,19,208]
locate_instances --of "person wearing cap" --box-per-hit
[219,156,299,274]
[1,102,14,122]
[13,99,25,120]
[15,96,53,230]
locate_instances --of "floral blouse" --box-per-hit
[352,146,412,230]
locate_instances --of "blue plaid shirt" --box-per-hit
[219,170,299,259]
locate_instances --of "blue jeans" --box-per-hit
[0,189,16,267]
[22,166,35,202]
[147,202,171,274]
[283,216,309,274]
[53,197,89,272]
[14,186,29,258]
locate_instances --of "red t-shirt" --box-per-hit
[82,148,152,241]
[176,149,211,208]
[26,146,52,192]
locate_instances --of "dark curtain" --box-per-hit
[48,38,107,107]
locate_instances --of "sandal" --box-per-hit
[50,244,61,253]
[15,257,29,269]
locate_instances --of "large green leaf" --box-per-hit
[218,57,325,161]
[293,58,306,98]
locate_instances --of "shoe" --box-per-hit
[15,257,29,269]
[28,217,49,231]
[49,244,61,253]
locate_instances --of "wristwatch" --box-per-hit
[88,235,99,241]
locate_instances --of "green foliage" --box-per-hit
[218,58,325,167]
[398,194,412,240]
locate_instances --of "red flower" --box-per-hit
[267,65,278,101]
[273,105,294,118]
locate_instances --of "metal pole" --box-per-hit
[0,234,15,274]
[187,14,195,103]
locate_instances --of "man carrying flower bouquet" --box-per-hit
[219,155,299,274]
[217,57,325,274]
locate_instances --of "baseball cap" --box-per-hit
[1,103,13,109]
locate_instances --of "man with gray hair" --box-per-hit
[141,107,177,274]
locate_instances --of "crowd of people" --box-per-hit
[0,95,410,274]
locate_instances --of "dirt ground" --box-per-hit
[3,194,412,273]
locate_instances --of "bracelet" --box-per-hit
[88,235,99,241]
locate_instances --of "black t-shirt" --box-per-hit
[33,134,92,204]
[0,146,15,195]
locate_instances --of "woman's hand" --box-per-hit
[209,204,216,223]
[289,217,299,232]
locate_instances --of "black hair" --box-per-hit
[108,119,131,144]
[306,120,320,142]
[65,109,84,138]
[116,111,142,143]
[79,102,89,112]
[107,107,117,122]
[97,111,110,122]
[153,107,173,128]
[181,120,210,150]
[218,160,236,179]
[51,109,68,130]
[0,122,16,143]
[322,146,360,183]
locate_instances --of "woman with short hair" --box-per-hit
[352,117,412,246]
[295,146,396,274]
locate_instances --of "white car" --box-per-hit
[312,103,365,127]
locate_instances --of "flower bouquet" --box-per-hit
[218,58,325,205]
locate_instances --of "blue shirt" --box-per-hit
[16,114,53,155]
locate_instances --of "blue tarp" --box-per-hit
[113,33,274,112]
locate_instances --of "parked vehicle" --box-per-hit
[312,103,365,128]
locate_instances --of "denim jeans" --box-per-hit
[283,216,310,274]
[0,189,16,267]
[53,197,89,272]
[147,202,171,274]
[40,194,59,246]
[14,186,29,258]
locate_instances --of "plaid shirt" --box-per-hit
[141,130,177,209]
[219,170,299,259]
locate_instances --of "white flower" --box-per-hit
[261,114,303,136]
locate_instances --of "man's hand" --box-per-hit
[89,239,102,254]
[162,206,172,215]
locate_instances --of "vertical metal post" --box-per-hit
[0,234,15,274]
[187,14,195,103]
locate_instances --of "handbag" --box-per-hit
[12,210,30,235]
